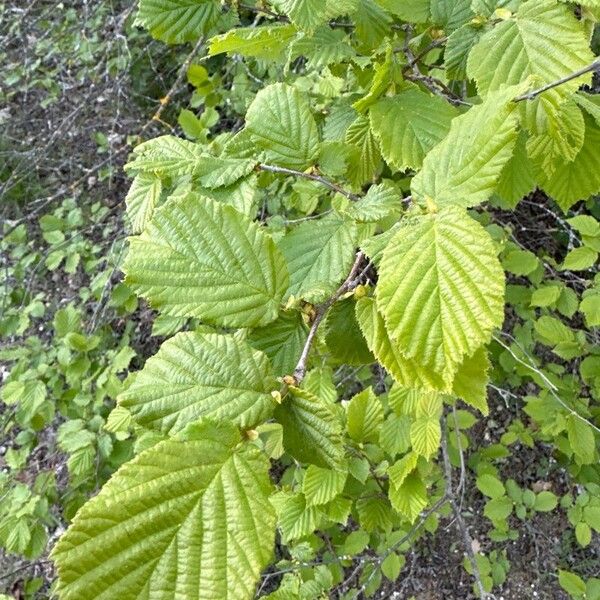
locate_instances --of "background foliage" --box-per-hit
[1,0,600,598]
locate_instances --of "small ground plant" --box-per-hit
[3,0,600,598]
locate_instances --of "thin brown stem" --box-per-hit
[292,251,364,383]
[441,422,495,600]
[513,59,600,102]
[258,163,361,201]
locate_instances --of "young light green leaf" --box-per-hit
[410,416,441,459]
[388,452,418,489]
[345,114,382,187]
[325,298,374,366]
[248,311,308,376]
[119,332,277,434]
[271,492,320,542]
[355,297,449,392]
[291,27,355,69]
[494,131,536,208]
[411,87,522,208]
[125,135,204,178]
[467,0,593,104]
[123,194,288,327]
[476,474,505,499]
[526,100,585,177]
[566,414,596,464]
[430,0,474,32]
[52,422,275,600]
[208,24,298,59]
[271,0,348,33]
[374,0,430,22]
[369,87,458,172]
[125,174,162,234]
[388,472,428,522]
[344,182,402,223]
[137,0,221,44]
[346,387,384,443]
[377,208,505,383]
[302,465,347,506]
[275,387,345,468]
[538,115,600,212]
[452,346,491,415]
[246,83,320,170]
[278,215,357,303]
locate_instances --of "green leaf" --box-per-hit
[575,521,592,547]
[275,386,345,468]
[344,182,402,223]
[388,472,428,522]
[248,311,309,376]
[355,297,449,392]
[527,100,585,176]
[388,452,418,489]
[278,215,357,303]
[345,114,382,187]
[431,0,473,32]
[411,87,522,208]
[377,208,505,383]
[194,156,258,189]
[530,286,562,308]
[119,332,276,434]
[356,496,393,532]
[178,108,205,139]
[452,347,491,415]
[567,215,600,237]
[1,380,46,423]
[208,24,298,59]
[374,0,430,22]
[271,0,351,32]
[324,298,374,366]
[476,474,505,499]
[369,87,457,172]
[534,491,557,512]
[123,194,288,327]
[483,496,513,522]
[534,316,574,345]
[410,395,442,459]
[580,295,600,327]
[246,83,320,170]
[495,130,536,208]
[566,414,596,464]
[125,174,162,234]
[342,529,370,556]
[538,114,600,211]
[381,553,402,581]
[346,387,384,443]
[291,27,355,69]
[467,0,593,110]
[125,135,203,178]
[558,570,587,597]
[562,246,598,271]
[304,367,337,404]
[353,0,392,48]
[502,249,539,276]
[445,24,485,80]
[302,465,347,506]
[137,0,221,43]
[272,492,320,542]
[52,422,276,600]
[574,92,600,126]
[379,413,412,457]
